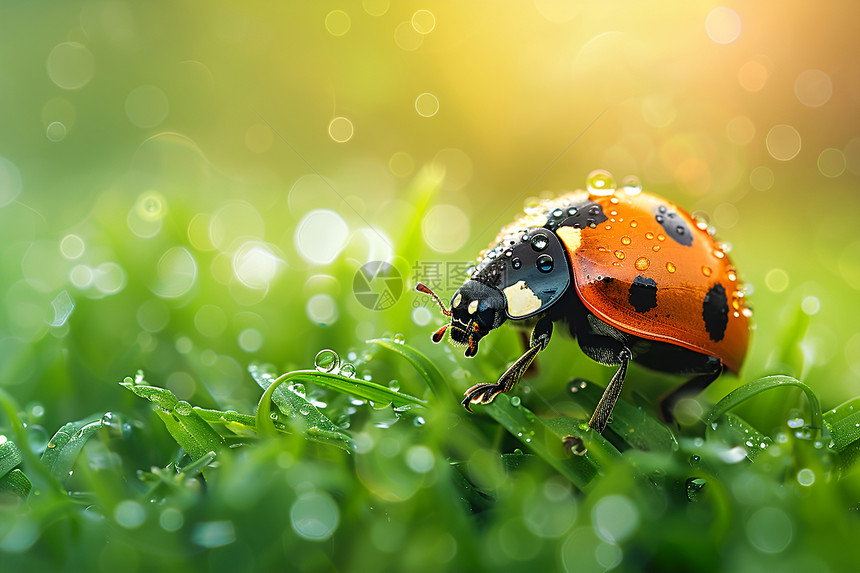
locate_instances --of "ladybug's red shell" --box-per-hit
[554,189,749,373]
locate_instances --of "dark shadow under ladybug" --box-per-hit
[415,191,748,434]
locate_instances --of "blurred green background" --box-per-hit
[1,1,860,571]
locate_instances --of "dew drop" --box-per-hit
[666,262,676,273]
[787,417,804,429]
[290,383,306,398]
[512,257,522,270]
[686,477,706,502]
[620,236,631,245]
[702,265,712,277]
[630,220,638,228]
[621,175,643,195]
[657,234,666,241]
[531,234,549,251]
[536,254,554,273]
[388,380,401,391]
[315,349,341,373]
[299,406,310,416]
[413,416,425,426]
[510,396,521,407]
[613,250,625,260]
[635,257,650,271]
[586,169,616,196]
[393,333,406,345]
[339,363,356,378]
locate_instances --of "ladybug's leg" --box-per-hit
[461,316,553,411]
[575,323,633,433]
[658,359,723,424]
[586,347,633,434]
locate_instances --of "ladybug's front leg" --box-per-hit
[462,317,553,411]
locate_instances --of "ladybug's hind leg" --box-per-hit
[575,314,634,433]
[658,359,723,424]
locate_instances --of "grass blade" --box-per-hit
[704,375,823,434]
[0,469,32,499]
[368,338,449,400]
[266,370,426,409]
[0,440,23,478]
[40,417,105,483]
[251,370,355,452]
[121,376,225,460]
[481,394,615,491]
[823,397,860,452]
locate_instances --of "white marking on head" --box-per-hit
[503,281,542,318]
[467,299,479,314]
[452,293,462,308]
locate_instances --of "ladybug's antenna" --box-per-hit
[415,282,452,316]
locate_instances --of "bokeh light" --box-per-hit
[705,7,742,45]
[46,42,94,90]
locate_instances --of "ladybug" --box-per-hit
[416,174,750,433]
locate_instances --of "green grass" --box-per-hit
[2,332,860,572]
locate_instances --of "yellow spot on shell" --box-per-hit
[556,226,582,251]
[614,250,625,260]
[635,257,650,271]
[503,281,542,318]
[621,236,632,245]
[666,262,676,273]
[702,265,712,277]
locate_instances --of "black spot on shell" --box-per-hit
[654,205,693,247]
[628,275,658,313]
[702,283,729,342]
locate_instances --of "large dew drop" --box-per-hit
[621,175,642,195]
[586,169,616,196]
[314,349,341,373]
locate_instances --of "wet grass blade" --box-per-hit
[823,397,860,452]
[252,371,356,452]
[0,439,23,478]
[263,370,426,409]
[369,338,449,400]
[194,407,258,435]
[40,417,105,483]
[480,394,615,491]
[0,468,32,499]
[704,375,823,434]
[120,377,226,460]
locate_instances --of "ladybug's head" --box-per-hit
[415,281,507,357]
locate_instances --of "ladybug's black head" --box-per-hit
[415,281,507,358]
